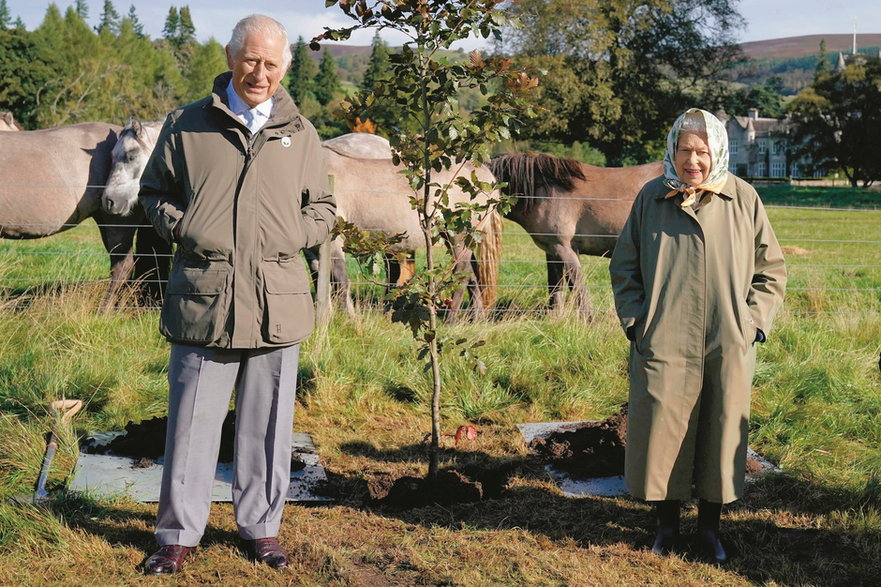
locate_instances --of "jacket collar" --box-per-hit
[207,72,301,130]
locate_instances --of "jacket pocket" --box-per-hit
[160,261,231,344]
[261,259,315,344]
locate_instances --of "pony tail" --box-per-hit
[475,208,502,310]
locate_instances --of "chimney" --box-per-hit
[748,108,759,120]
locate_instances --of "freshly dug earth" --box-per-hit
[528,404,766,479]
[528,405,628,478]
[85,412,306,471]
[367,462,519,509]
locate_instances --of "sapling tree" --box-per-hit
[315,0,536,479]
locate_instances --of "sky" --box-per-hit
[5,0,881,51]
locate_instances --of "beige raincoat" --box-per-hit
[609,172,786,503]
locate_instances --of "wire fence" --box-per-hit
[1,197,879,316]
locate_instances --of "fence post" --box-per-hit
[315,174,334,331]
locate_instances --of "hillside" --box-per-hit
[305,35,881,91]
[739,34,881,60]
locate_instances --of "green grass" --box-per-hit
[0,185,879,584]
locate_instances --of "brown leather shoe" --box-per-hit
[249,537,288,569]
[143,544,193,575]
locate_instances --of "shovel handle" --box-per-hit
[34,432,59,501]
[50,399,82,424]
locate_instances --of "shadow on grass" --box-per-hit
[54,492,240,564]
[333,440,881,586]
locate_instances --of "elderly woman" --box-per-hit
[609,108,786,564]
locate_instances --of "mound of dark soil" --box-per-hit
[528,405,628,479]
[369,469,483,509]
[367,460,519,509]
[528,404,767,480]
[85,412,306,471]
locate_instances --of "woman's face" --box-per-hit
[675,131,712,187]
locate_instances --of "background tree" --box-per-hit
[74,0,88,20]
[0,0,11,29]
[724,76,787,118]
[319,0,537,480]
[179,38,226,103]
[314,49,341,106]
[357,31,401,136]
[0,27,59,127]
[788,54,881,187]
[288,36,318,105]
[161,6,178,40]
[96,0,120,35]
[125,4,144,37]
[361,31,390,91]
[497,0,744,165]
[177,6,195,45]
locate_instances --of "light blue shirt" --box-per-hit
[226,80,273,134]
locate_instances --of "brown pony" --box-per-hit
[491,152,662,317]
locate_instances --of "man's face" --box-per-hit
[226,33,287,108]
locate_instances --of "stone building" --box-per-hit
[719,109,821,179]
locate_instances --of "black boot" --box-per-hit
[696,499,728,565]
[651,499,680,555]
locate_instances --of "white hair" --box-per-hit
[227,14,292,70]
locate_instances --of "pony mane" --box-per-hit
[490,152,586,213]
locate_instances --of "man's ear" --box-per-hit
[225,45,234,70]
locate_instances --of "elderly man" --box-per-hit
[138,14,335,574]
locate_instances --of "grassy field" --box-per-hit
[0,186,879,585]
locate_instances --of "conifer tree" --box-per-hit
[287,36,317,104]
[126,4,144,37]
[178,6,196,45]
[162,7,179,40]
[361,31,390,91]
[96,0,121,35]
[74,0,88,19]
[0,0,11,30]
[314,49,340,106]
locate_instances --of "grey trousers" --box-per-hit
[155,343,299,547]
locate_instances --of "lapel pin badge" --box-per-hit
[281,136,292,148]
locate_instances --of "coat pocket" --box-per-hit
[160,261,231,344]
[261,259,315,344]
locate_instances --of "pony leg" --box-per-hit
[330,239,354,314]
[558,247,591,320]
[446,245,484,324]
[96,211,137,311]
[545,251,566,314]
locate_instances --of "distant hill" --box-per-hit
[726,34,881,94]
[739,34,881,60]
[305,35,881,92]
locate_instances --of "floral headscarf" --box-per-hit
[663,108,729,208]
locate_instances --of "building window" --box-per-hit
[729,139,739,154]
[756,162,766,176]
[814,168,825,178]
[791,163,801,177]
[729,164,737,174]
[772,141,784,155]
[771,162,786,177]
[758,141,767,155]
